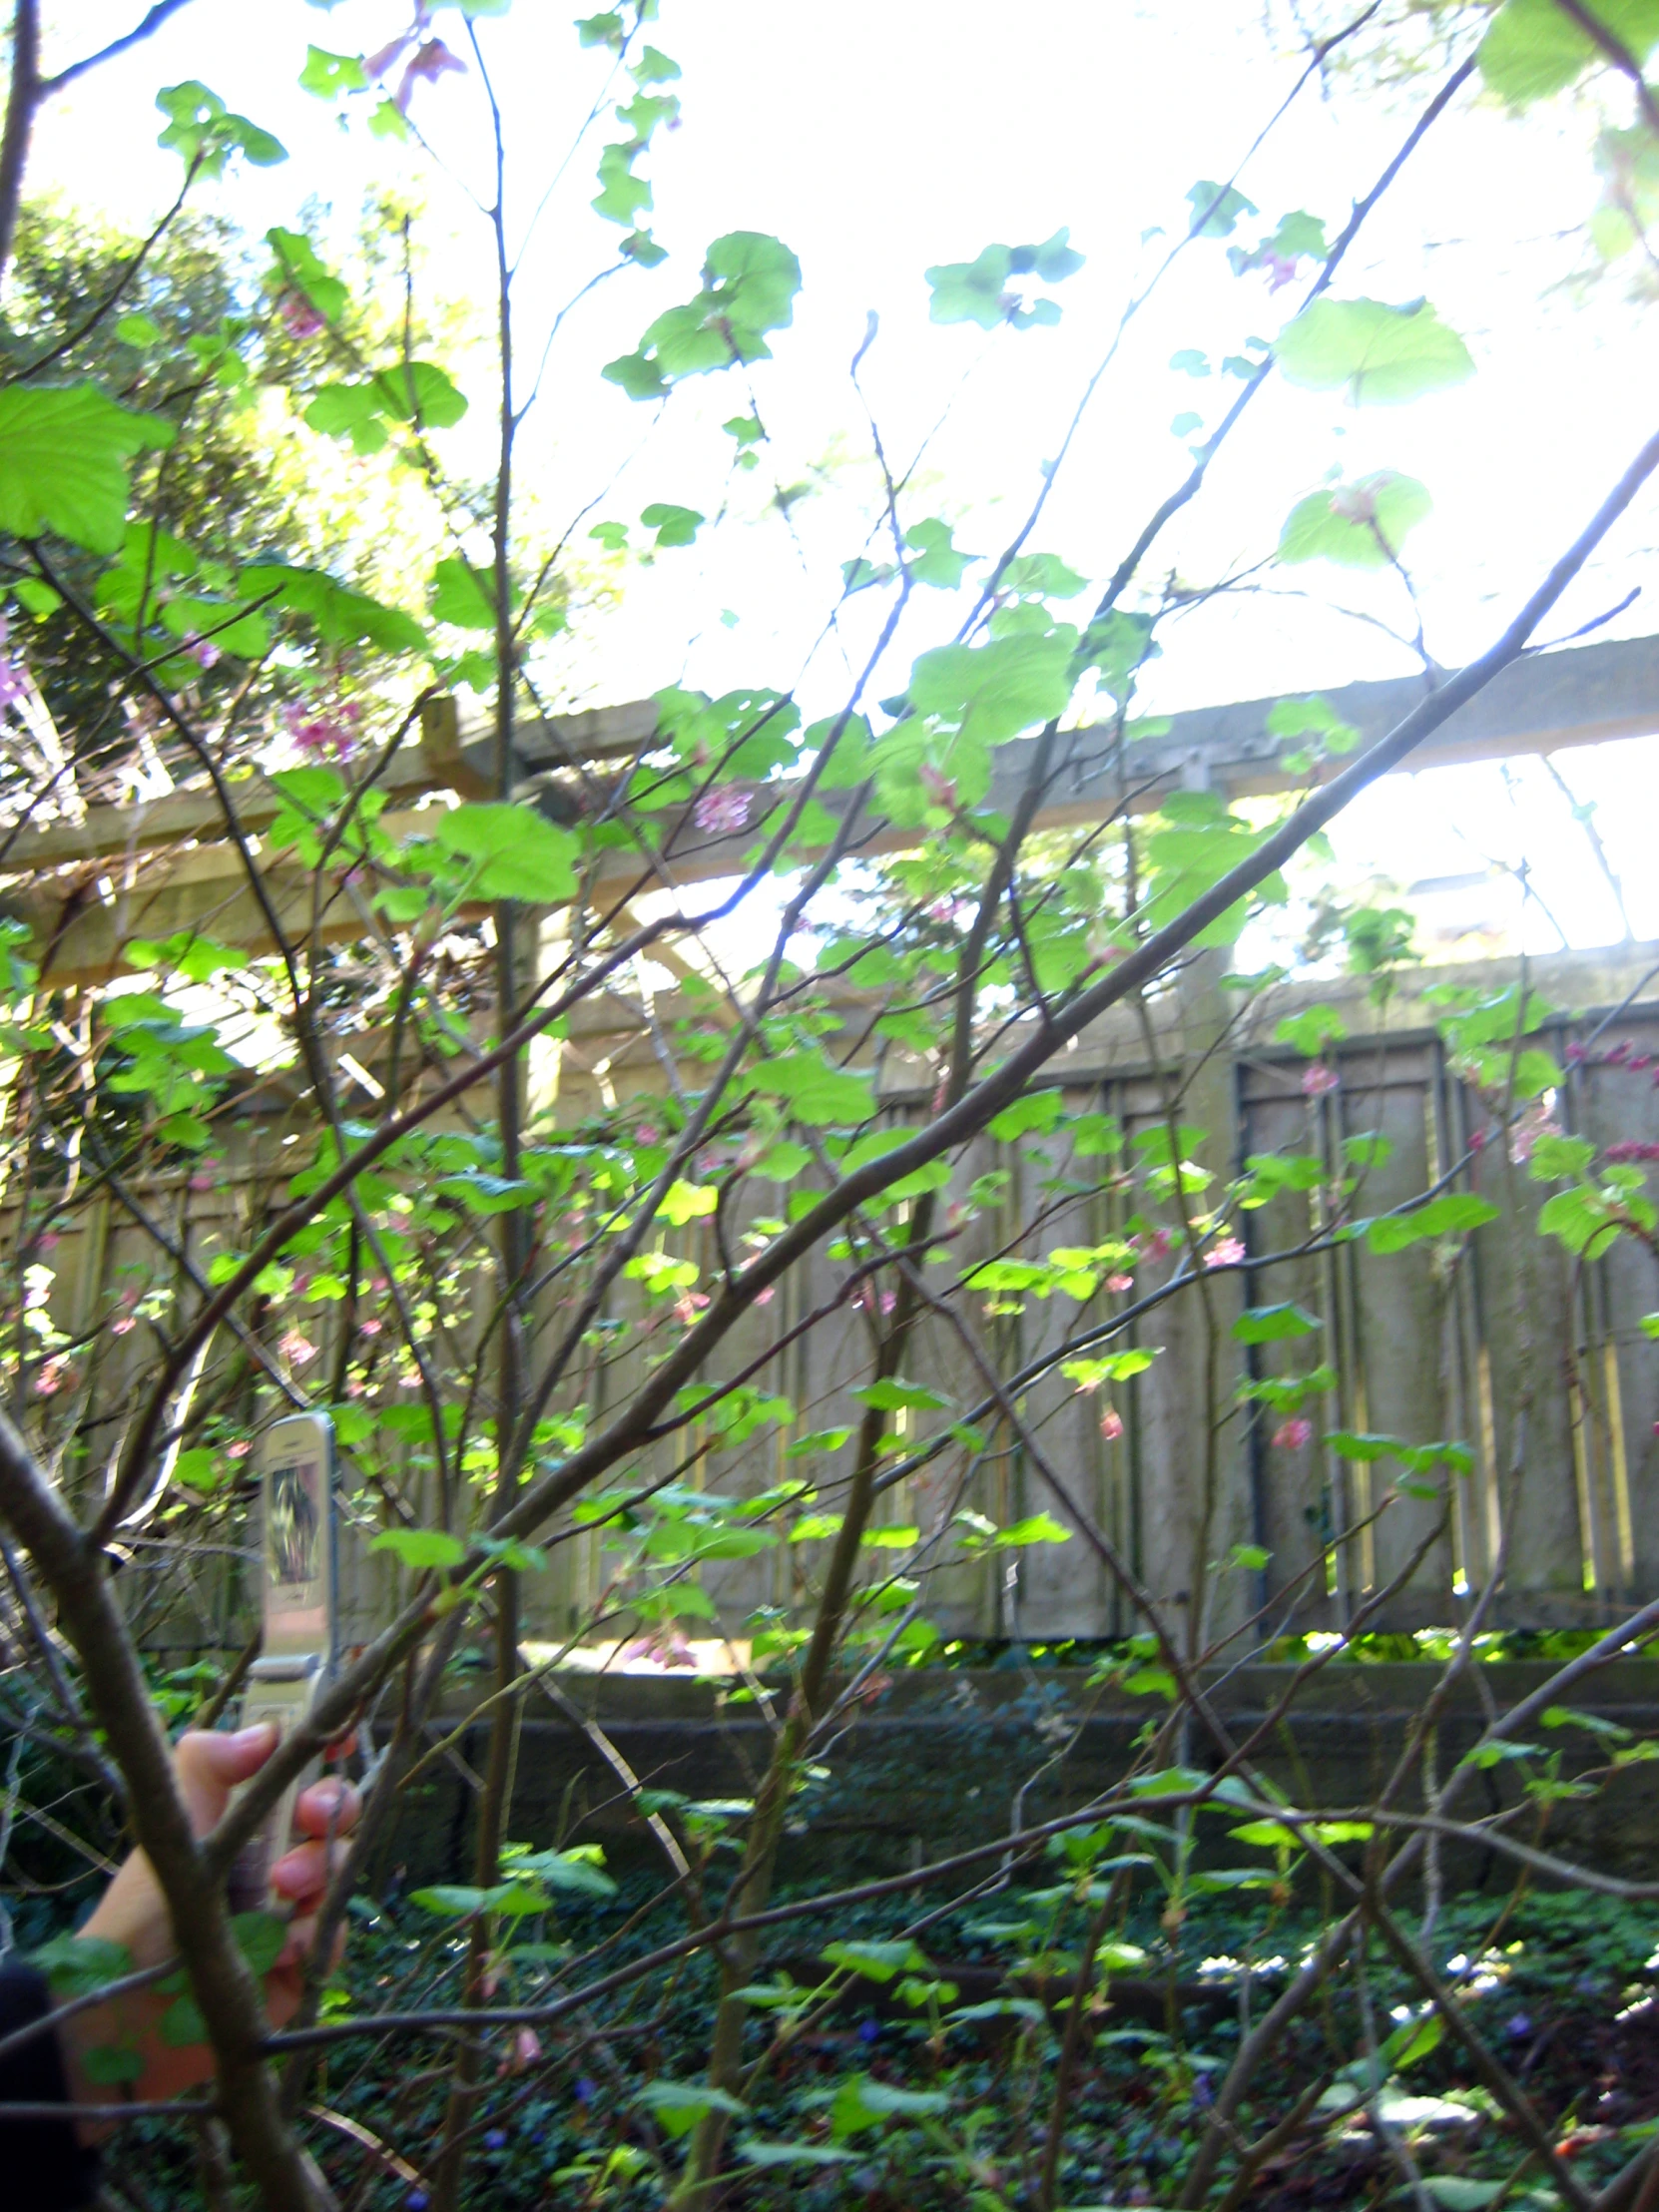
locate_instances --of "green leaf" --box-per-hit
[987,1088,1067,1141]
[300,46,367,96]
[641,501,705,549]
[1326,1430,1401,1462]
[908,629,1076,748]
[1279,472,1431,567]
[606,232,802,398]
[1367,1193,1499,1253]
[1187,179,1258,238]
[1274,1002,1348,1055]
[267,226,347,323]
[1275,297,1475,405]
[408,1885,491,1918]
[1479,0,1659,107]
[639,2080,746,2138]
[821,1938,926,1983]
[830,2073,949,2138]
[739,2142,853,2168]
[303,381,387,453]
[1001,551,1087,598]
[240,563,427,655]
[751,1053,873,1127]
[83,2042,145,2085]
[157,81,286,174]
[0,385,169,555]
[1420,2181,1506,2211]
[432,1171,535,1214]
[430,557,497,630]
[159,1992,207,2046]
[926,244,1013,327]
[904,517,972,588]
[1233,1303,1319,1344]
[231,1911,287,1978]
[660,1180,719,1227]
[852,1379,950,1412]
[371,1527,466,1569]
[994,1513,1072,1546]
[593,140,652,227]
[432,803,576,901]
[1529,1131,1595,1181]
[31,1935,132,1998]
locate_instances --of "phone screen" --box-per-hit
[265,1451,328,1648]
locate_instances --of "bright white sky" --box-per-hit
[25,0,1659,960]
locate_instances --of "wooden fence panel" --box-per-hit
[19,948,1659,1656]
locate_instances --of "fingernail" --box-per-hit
[231,1722,276,1750]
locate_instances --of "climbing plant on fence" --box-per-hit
[4,1,1659,2207]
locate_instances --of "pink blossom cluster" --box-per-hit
[693,784,753,834]
[1302,1063,1340,1099]
[1564,1037,1659,1085]
[1272,1416,1314,1450]
[284,699,362,761]
[1603,1140,1659,1163]
[278,291,327,340]
[1205,1236,1246,1269]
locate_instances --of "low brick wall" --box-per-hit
[386,1661,1659,1894]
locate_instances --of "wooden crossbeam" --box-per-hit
[10,633,1659,986]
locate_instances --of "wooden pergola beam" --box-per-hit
[10,633,1659,985]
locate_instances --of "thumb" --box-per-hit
[174,1723,277,1838]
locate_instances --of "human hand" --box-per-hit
[57,1722,360,2110]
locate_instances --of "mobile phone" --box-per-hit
[228,1411,338,1915]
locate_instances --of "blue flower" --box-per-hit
[405,2195,429,2211]
[1505,2012,1533,2040]
[857,2018,880,2043]
[575,2077,597,2103]
[483,2129,508,2150]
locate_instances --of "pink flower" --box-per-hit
[358,1318,382,1338]
[636,1124,660,1145]
[35,1357,72,1397]
[1205,1237,1246,1269]
[1509,1104,1560,1166]
[182,632,222,672]
[918,762,958,812]
[1139,1227,1174,1264]
[278,1328,316,1368]
[1604,1140,1659,1163]
[693,784,754,834]
[672,1291,710,1324]
[284,701,360,762]
[394,36,466,115]
[1106,1273,1134,1293]
[0,656,28,713]
[1302,1063,1340,1099]
[1330,482,1379,524]
[754,1285,775,1307]
[111,1317,135,1336]
[1099,1406,1124,1441]
[188,1173,216,1192]
[1272,1417,1313,1450]
[502,2025,542,2074]
[278,290,327,340]
[226,1439,252,1459]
